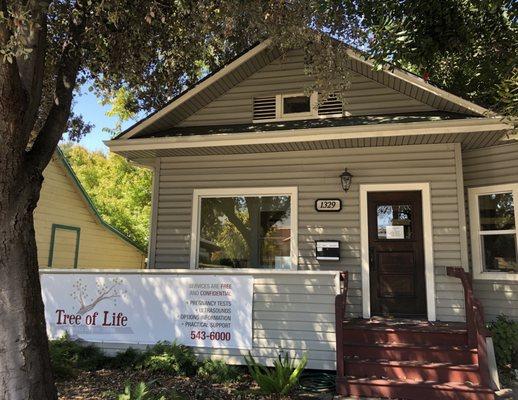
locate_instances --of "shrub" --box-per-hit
[487,315,518,384]
[109,347,145,370]
[117,382,165,400]
[244,352,307,395]
[197,359,241,383]
[49,334,108,379]
[140,342,198,376]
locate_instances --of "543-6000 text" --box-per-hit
[190,331,231,341]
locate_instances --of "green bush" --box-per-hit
[487,315,518,384]
[109,347,145,370]
[140,342,198,376]
[244,352,307,395]
[117,382,165,400]
[49,334,108,379]
[197,359,241,383]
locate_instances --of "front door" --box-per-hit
[368,191,427,318]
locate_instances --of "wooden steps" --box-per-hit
[337,376,496,400]
[336,318,497,400]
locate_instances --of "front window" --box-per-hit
[193,189,297,269]
[469,185,518,280]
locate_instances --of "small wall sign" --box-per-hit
[315,199,342,212]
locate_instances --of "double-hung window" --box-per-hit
[468,184,518,280]
[190,187,298,270]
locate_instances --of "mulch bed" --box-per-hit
[56,369,334,400]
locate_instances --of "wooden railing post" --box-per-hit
[447,267,494,389]
[335,271,348,387]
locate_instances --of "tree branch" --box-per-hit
[16,1,48,139]
[25,8,85,174]
[0,0,29,153]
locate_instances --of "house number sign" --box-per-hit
[315,199,342,212]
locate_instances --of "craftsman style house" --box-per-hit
[106,40,516,399]
[35,148,146,269]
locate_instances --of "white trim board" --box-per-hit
[359,183,436,321]
[468,183,518,281]
[189,187,299,270]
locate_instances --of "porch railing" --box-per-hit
[335,271,348,381]
[446,267,494,389]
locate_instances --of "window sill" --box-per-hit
[472,271,518,281]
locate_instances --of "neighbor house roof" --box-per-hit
[114,39,493,141]
[54,147,146,253]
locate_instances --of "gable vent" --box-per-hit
[253,96,276,121]
[318,94,343,117]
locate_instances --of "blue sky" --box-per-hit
[70,84,141,152]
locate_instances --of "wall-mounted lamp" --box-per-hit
[339,168,353,192]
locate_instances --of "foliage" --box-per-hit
[244,352,308,395]
[117,382,165,400]
[495,67,518,123]
[140,342,198,376]
[108,347,145,370]
[197,359,241,383]
[361,0,517,116]
[487,315,518,384]
[48,334,108,379]
[61,143,152,250]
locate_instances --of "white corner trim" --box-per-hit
[359,183,436,321]
[147,158,161,268]
[468,183,518,281]
[454,143,470,271]
[189,187,299,270]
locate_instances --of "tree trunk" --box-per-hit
[0,170,57,400]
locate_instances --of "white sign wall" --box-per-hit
[41,273,254,350]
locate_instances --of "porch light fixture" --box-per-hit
[339,168,353,192]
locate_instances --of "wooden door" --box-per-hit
[368,191,427,318]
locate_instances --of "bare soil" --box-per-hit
[56,369,334,400]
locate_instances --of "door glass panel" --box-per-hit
[481,234,518,273]
[478,192,515,231]
[377,204,412,239]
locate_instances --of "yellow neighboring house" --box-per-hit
[35,148,146,269]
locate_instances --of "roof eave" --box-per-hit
[106,117,512,154]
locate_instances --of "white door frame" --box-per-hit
[359,183,436,321]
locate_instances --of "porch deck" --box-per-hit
[335,269,498,400]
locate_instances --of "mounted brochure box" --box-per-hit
[316,240,340,261]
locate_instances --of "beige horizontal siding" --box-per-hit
[88,271,339,370]
[35,157,145,269]
[462,142,518,321]
[153,143,465,322]
[178,49,434,127]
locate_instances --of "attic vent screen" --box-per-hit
[318,94,343,117]
[253,96,276,120]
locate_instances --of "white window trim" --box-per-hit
[468,183,518,281]
[359,183,436,321]
[189,187,299,270]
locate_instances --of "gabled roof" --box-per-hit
[53,148,146,253]
[115,38,492,141]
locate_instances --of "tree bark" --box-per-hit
[0,167,57,400]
